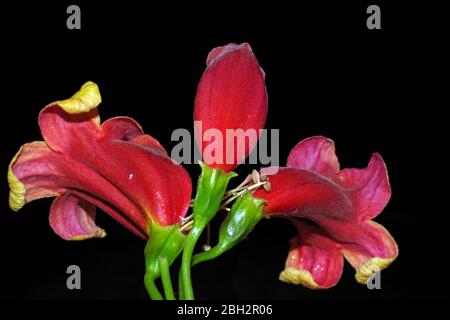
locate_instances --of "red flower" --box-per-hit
[253,136,398,288]
[194,43,268,172]
[8,82,192,240]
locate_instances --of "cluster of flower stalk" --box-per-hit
[8,43,398,300]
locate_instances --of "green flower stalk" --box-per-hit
[180,162,236,300]
[144,223,185,300]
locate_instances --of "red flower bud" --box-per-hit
[194,43,268,172]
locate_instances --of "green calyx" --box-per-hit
[144,223,185,280]
[192,191,265,266]
[192,161,238,229]
[218,191,265,250]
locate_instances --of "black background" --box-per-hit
[0,1,448,302]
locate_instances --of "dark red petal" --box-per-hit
[256,154,392,224]
[194,43,267,172]
[287,136,340,178]
[254,168,355,221]
[87,139,192,226]
[99,117,168,156]
[128,135,168,157]
[99,116,143,141]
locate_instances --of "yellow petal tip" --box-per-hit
[70,229,107,241]
[355,257,395,284]
[279,267,320,289]
[7,146,26,211]
[55,81,102,114]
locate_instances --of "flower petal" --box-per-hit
[206,43,241,65]
[194,42,267,172]
[10,82,192,240]
[335,153,391,220]
[256,155,391,224]
[99,117,168,156]
[254,166,398,285]
[129,135,168,157]
[257,136,397,286]
[8,140,148,238]
[68,190,148,239]
[280,221,344,289]
[89,139,191,226]
[253,168,355,221]
[8,141,57,211]
[49,193,106,240]
[287,136,340,178]
[99,116,143,141]
[38,105,99,153]
[38,82,101,153]
[335,220,398,284]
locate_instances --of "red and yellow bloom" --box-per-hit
[8,81,192,240]
[254,136,398,288]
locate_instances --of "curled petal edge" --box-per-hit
[287,136,340,178]
[54,81,101,116]
[279,268,320,289]
[8,141,57,212]
[354,257,395,284]
[8,145,27,211]
[49,194,107,241]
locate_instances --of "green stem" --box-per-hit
[178,268,185,300]
[178,244,223,300]
[144,273,163,300]
[192,244,224,267]
[179,162,236,300]
[181,225,204,300]
[159,256,175,300]
[188,192,265,278]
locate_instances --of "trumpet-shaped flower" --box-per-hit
[253,136,398,288]
[8,82,192,240]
